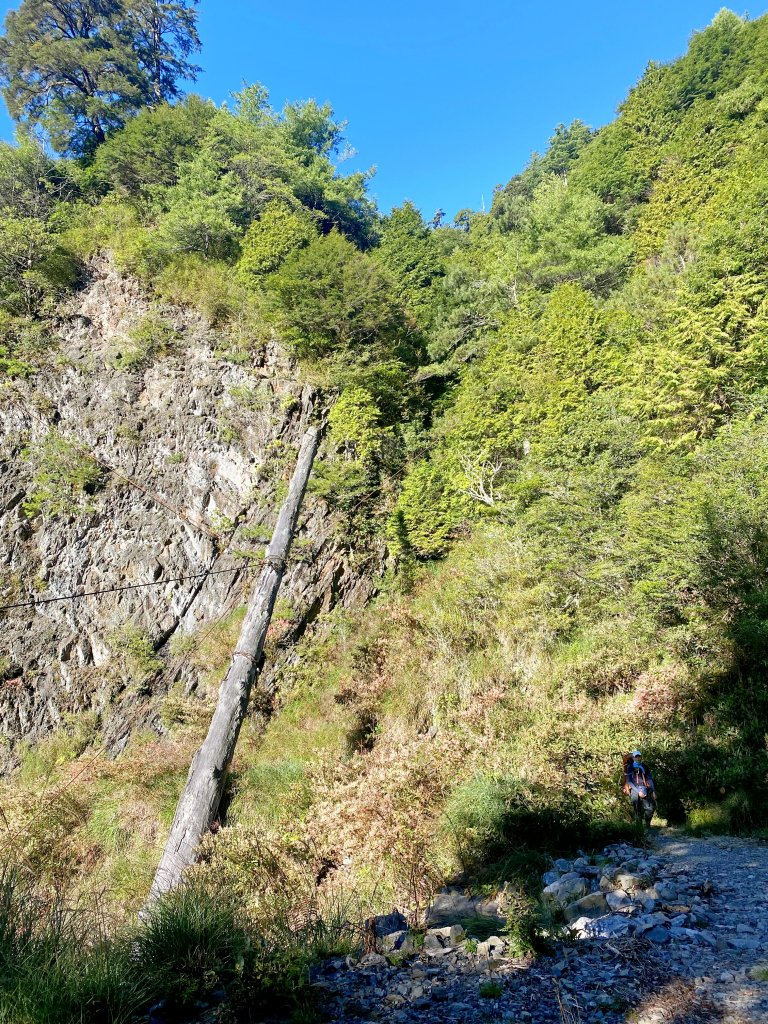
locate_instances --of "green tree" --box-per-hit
[237,200,316,281]
[0,0,200,156]
[154,148,244,259]
[87,95,214,197]
[267,230,406,359]
[375,201,444,329]
[127,0,201,106]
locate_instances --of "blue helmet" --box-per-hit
[632,749,642,759]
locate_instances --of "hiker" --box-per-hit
[623,749,656,823]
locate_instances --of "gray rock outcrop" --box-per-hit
[0,258,379,770]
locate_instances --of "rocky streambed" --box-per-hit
[310,830,768,1024]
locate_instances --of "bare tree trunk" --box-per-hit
[147,426,320,903]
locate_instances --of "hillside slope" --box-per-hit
[4,7,768,1023]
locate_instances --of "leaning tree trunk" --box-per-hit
[147,426,320,903]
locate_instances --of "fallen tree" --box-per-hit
[147,425,321,901]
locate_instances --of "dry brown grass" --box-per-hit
[627,979,729,1024]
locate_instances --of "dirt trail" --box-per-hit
[646,828,768,1022]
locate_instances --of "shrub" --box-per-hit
[237,200,316,280]
[155,254,257,326]
[22,431,105,518]
[109,625,163,679]
[112,314,181,371]
[267,230,405,359]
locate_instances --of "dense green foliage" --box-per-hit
[0,0,200,155]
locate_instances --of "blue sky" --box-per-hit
[0,1,762,218]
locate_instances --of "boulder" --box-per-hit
[635,913,669,934]
[359,952,388,967]
[573,858,601,878]
[476,935,506,958]
[615,872,643,891]
[542,870,560,886]
[637,895,657,913]
[372,910,408,937]
[570,915,632,939]
[649,882,677,901]
[605,890,631,911]
[543,877,588,905]
[423,933,454,954]
[564,892,609,923]
[381,930,416,953]
[427,924,465,946]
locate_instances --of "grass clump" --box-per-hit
[133,883,254,1012]
[0,864,352,1023]
[0,864,146,1024]
[478,980,504,998]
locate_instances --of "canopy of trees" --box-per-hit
[0,0,201,155]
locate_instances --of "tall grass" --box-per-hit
[0,863,355,1024]
[0,864,145,1024]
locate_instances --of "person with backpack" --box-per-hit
[622,749,656,823]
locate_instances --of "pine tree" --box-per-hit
[0,0,200,156]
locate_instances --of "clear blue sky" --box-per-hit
[0,1,761,218]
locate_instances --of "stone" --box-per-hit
[728,936,760,950]
[576,915,633,939]
[605,890,631,910]
[563,892,609,922]
[373,910,408,937]
[542,870,560,886]
[359,952,388,968]
[427,924,465,946]
[476,935,506,958]
[652,882,678,901]
[645,926,671,944]
[615,872,643,891]
[381,930,416,954]
[543,877,588,905]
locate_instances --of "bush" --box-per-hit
[267,229,405,359]
[237,200,316,280]
[109,625,163,679]
[155,254,258,327]
[112,314,181,371]
[22,432,106,518]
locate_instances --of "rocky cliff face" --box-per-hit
[0,258,377,771]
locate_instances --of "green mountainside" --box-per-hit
[3,4,768,1019]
